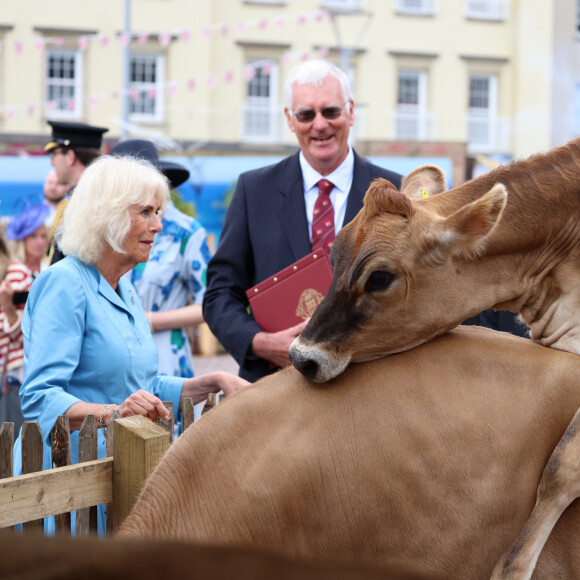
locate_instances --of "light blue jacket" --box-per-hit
[14,255,184,474]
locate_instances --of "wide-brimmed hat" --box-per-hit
[6,203,50,241]
[110,139,190,189]
[44,121,109,153]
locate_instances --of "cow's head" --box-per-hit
[289,165,508,382]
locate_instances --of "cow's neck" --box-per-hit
[444,164,580,355]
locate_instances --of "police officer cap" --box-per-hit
[44,121,109,153]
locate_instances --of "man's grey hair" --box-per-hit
[284,60,353,112]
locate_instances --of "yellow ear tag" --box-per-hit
[421,189,429,198]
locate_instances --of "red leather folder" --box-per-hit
[246,249,333,333]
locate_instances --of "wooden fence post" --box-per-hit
[112,415,170,532]
[77,415,98,535]
[21,421,43,533]
[182,398,194,433]
[0,423,14,480]
[51,416,71,533]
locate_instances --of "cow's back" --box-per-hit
[119,326,580,579]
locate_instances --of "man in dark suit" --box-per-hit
[203,60,402,382]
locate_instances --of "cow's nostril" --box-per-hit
[299,360,319,380]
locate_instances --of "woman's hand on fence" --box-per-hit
[180,372,249,408]
[117,390,170,424]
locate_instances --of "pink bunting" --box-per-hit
[35,40,45,52]
[100,36,110,47]
[78,36,89,51]
[207,75,217,90]
[244,66,255,81]
[14,42,23,55]
[258,19,268,30]
[187,79,196,91]
[88,96,99,108]
[120,33,130,46]
[181,29,191,42]
[225,70,234,83]
[54,38,64,47]
[138,33,148,44]
[168,83,178,97]
[27,105,36,117]
[202,26,211,40]
[159,32,171,47]
[130,88,139,102]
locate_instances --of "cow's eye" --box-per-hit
[364,270,394,293]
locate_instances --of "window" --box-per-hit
[242,61,281,143]
[577,0,580,33]
[398,71,423,107]
[394,70,435,140]
[466,73,506,152]
[46,49,82,118]
[130,54,165,123]
[394,0,439,15]
[465,0,509,20]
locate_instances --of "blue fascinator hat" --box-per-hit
[6,203,50,241]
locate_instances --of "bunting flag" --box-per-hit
[0,9,335,122]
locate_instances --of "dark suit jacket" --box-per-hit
[203,150,403,382]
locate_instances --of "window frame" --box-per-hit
[45,48,83,120]
[129,52,165,124]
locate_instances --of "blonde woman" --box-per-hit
[13,155,247,533]
[6,203,50,280]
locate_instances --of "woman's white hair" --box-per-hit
[283,59,353,112]
[59,155,170,264]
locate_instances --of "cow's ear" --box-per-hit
[364,178,415,218]
[432,183,507,256]
[401,165,447,200]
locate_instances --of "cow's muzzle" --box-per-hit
[289,337,350,383]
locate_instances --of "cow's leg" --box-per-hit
[490,406,580,580]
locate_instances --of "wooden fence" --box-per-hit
[0,396,207,535]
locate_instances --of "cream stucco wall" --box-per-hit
[0,1,565,160]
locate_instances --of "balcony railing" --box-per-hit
[465,0,509,20]
[240,103,284,143]
[393,110,437,141]
[466,114,509,154]
[394,0,439,16]
[319,0,367,13]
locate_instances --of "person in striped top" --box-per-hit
[0,229,32,434]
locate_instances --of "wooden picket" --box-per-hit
[0,398,198,534]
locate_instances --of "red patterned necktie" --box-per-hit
[311,179,335,252]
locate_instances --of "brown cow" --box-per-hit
[289,138,580,383]
[119,326,580,579]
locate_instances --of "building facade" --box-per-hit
[0,1,571,186]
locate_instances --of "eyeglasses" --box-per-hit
[293,104,346,124]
